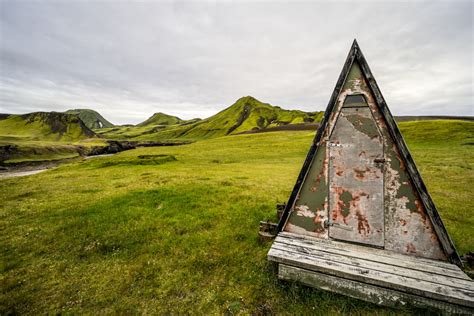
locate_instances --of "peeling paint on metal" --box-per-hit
[283,60,447,261]
[284,142,329,238]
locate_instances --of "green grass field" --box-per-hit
[1,120,473,314]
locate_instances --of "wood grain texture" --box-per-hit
[268,233,474,308]
[271,242,474,290]
[269,247,474,307]
[278,264,474,315]
[278,232,468,278]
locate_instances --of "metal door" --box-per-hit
[328,94,384,247]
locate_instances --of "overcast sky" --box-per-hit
[0,1,472,125]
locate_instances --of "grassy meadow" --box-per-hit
[1,120,473,314]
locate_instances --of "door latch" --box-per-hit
[324,219,332,228]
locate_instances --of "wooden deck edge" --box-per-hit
[278,232,463,273]
[278,264,473,315]
[268,247,474,306]
[274,234,470,280]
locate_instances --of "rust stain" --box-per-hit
[313,214,325,233]
[406,243,417,254]
[356,210,371,236]
[415,200,427,221]
[353,167,370,180]
[393,145,406,171]
[315,166,325,186]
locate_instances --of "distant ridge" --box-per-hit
[137,112,184,127]
[65,109,114,129]
[185,95,323,137]
[0,112,97,142]
[394,115,473,122]
[98,96,324,141]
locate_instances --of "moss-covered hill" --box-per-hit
[97,96,324,141]
[0,112,98,143]
[65,109,114,129]
[137,112,184,127]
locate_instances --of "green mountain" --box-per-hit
[0,112,97,142]
[65,109,114,129]
[137,112,184,127]
[99,96,324,141]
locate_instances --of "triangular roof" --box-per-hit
[277,39,462,267]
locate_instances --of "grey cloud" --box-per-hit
[0,0,472,125]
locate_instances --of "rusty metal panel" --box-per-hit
[338,62,446,259]
[383,136,447,260]
[281,46,455,263]
[284,144,329,238]
[328,105,384,247]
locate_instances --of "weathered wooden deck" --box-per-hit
[268,232,474,314]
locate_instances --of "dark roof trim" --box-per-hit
[277,39,462,267]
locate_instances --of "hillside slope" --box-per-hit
[182,96,322,137]
[65,109,114,129]
[0,112,97,143]
[137,112,184,127]
[398,120,474,144]
[395,115,473,123]
[99,96,324,141]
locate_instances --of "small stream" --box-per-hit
[0,153,117,180]
[0,169,49,179]
[84,153,115,159]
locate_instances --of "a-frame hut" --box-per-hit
[268,40,473,313]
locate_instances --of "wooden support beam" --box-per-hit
[279,264,473,315]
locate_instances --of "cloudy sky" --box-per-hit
[0,1,472,125]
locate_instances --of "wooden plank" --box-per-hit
[271,242,474,290]
[275,234,470,280]
[268,247,474,307]
[278,232,467,276]
[278,264,474,315]
[279,233,462,279]
[279,231,459,270]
